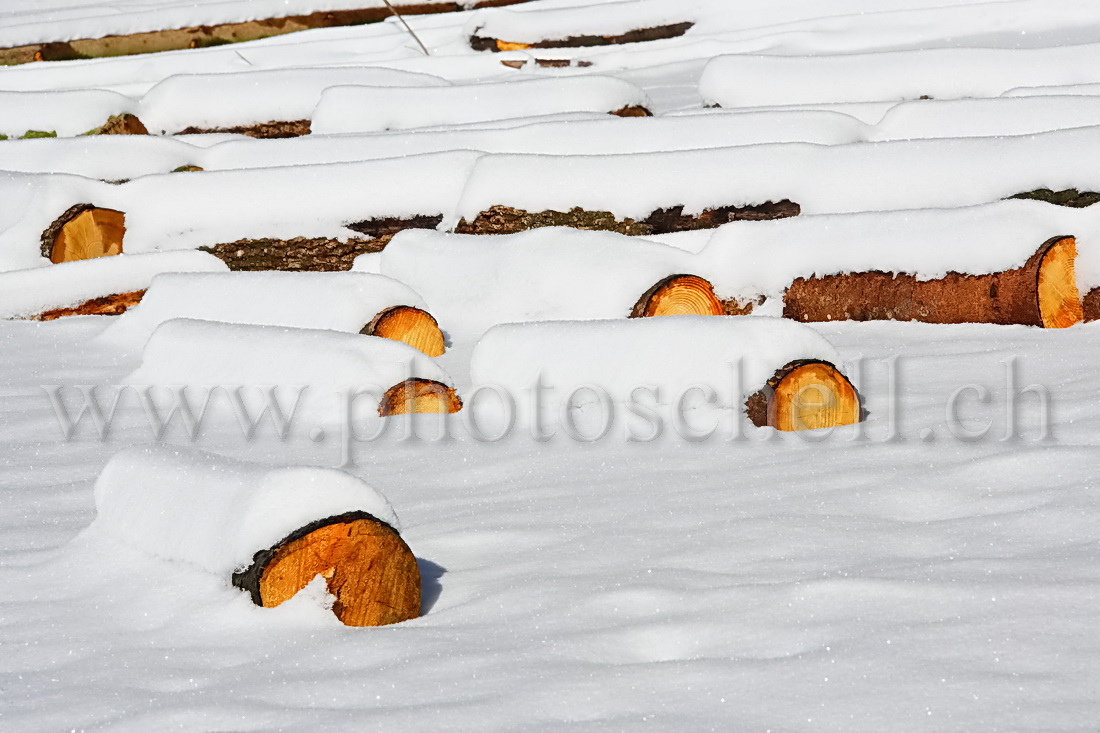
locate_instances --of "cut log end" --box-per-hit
[34,290,145,321]
[630,274,725,318]
[747,360,862,432]
[611,105,652,118]
[1037,236,1083,329]
[379,378,463,417]
[42,205,125,263]
[363,306,446,357]
[238,512,421,627]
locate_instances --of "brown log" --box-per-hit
[500,59,594,69]
[85,114,147,136]
[470,21,694,52]
[379,378,463,416]
[454,201,799,237]
[1008,188,1100,208]
[1,1,535,65]
[200,236,389,271]
[611,105,652,118]
[231,511,421,627]
[363,306,446,357]
[631,274,725,318]
[783,236,1082,328]
[1082,287,1100,321]
[41,204,125,263]
[746,360,863,432]
[177,119,310,139]
[34,290,145,321]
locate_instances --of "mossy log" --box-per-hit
[41,204,125,263]
[33,290,145,321]
[471,21,694,52]
[231,511,421,627]
[746,360,863,432]
[0,0,533,65]
[783,236,1082,328]
[455,201,800,237]
[379,378,463,416]
[177,119,311,139]
[363,306,446,357]
[84,114,148,136]
[631,275,725,318]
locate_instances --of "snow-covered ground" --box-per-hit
[2,0,1099,730]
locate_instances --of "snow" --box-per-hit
[89,445,401,576]
[310,76,648,133]
[379,227,695,339]
[0,89,134,138]
[102,271,430,348]
[0,251,227,319]
[466,0,697,43]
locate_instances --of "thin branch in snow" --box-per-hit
[380,0,431,57]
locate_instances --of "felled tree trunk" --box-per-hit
[379,378,463,416]
[363,306,446,357]
[746,360,863,432]
[783,236,1083,328]
[232,511,421,627]
[41,204,125,263]
[176,119,311,139]
[34,290,145,320]
[631,275,725,318]
[455,201,799,237]
[471,21,694,52]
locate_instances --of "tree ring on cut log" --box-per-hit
[41,204,125,263]
[232,510,421,627]
[379,378,463,416]
[362,306,446,357]
[746,360,862,432]
[630,274,725,318]
[1036,236,1083,329]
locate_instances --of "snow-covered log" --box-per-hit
[310,77,650,134]
[103,271,445,355]
[89,446,420,627]
[470,316,862,432]
[0,251,226,320]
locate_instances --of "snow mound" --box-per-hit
[0,251,227,320]
[470,315,842,409]
[139,66,449,134]
[0,90,135,138]
[310,76,648,134]
[89,445,400,577]
[700,45,1100,108]
[379,227,696,339]
[466,0,696,44]
[102,271,430,346]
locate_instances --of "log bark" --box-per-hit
[231,511,421,627]
[200,236,388,271]
[1009,188,1100,208]
[363,306,446,357]
[470,21,694,52]
[41,204,125,263]
[1082,287,1100,322]
[34,290,145,321]
[500,59,594,69]
[0,1,534,65]
[379,378,463,416]
[783,236,1082,328]
[630,275,725,318]
[746,360,863,432]
[455,201,799,237]
[177,119,310,139]
[611,105,652,118]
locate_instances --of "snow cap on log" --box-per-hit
[0,89,136,138]
[311,76,649,134]
[0,251,226,320]
[470,315,848,413]
[380,227,700,339]
[101,271,434,348]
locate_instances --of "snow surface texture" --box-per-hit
[311,76,648,133]
[102,271,431,348]
[0,251,227,319]
[89,445,400,576]
[378,227,695,339]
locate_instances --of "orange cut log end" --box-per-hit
[767,361,862,432]
[631,274,726,318]
[363,305,446,356]
[257,516,421,627]
[496,39,532,51]
[48,207,125,264]
[379,378,463,417]
[1037,236,1083,328]
[35,290,145,321]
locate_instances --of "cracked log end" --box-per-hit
[42,205,125,263]
[235,511,421,627]
[1037,236,1082,329]
[631,274,725,318]
[747,360,862,432]
[379,378,463,417]
[363,306,446,357]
